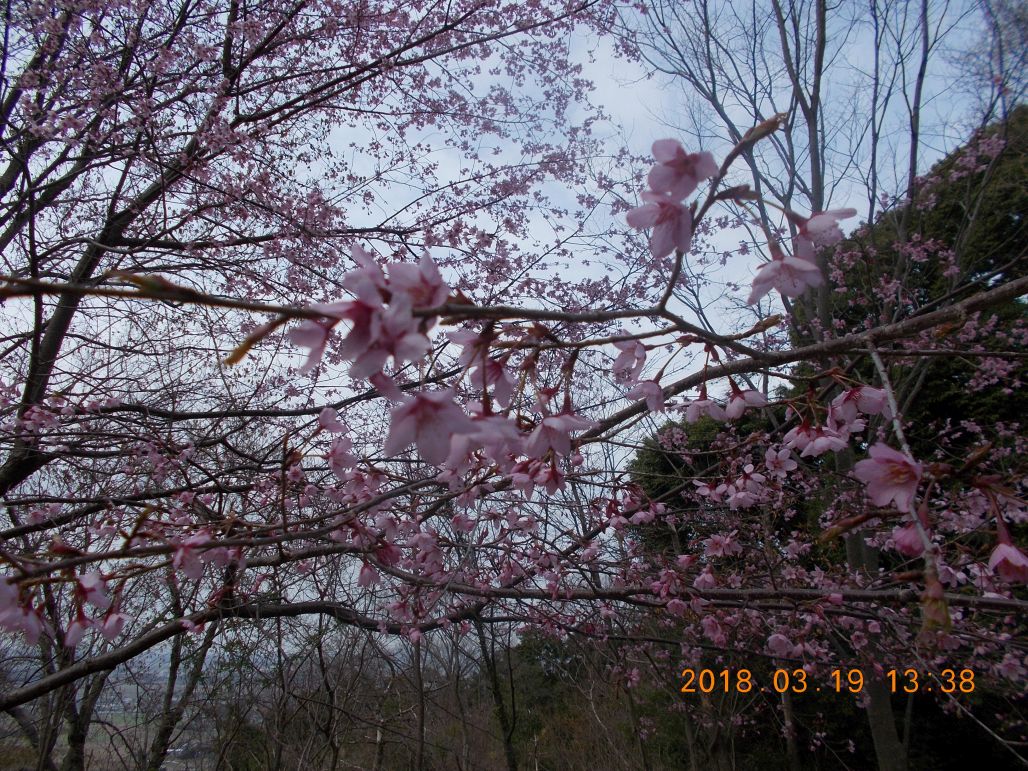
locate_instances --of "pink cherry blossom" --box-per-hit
[447,328,490,367]
[647,139,718,200]
[376,543,402,567]
[0,577,21,632]
[78,571,111,610]
[764,448,798,478]
[767,633,794,658]
[693,567,716,590]
[831,386,893,424]
[326,436,356,479]
[289,290,389,375]
[704,531,743,557]
[468,413,524,461]
[348,296,428,379]
[629,507,656,525]
[853,443,923,512]
[692,481,717,502]
[389,254,450,309]
[335,298,384,368]
[854,386,891,417]
[701,616,726,645]
[891,523,925,557]
[611,339,646,383]
[626,191,694,259]
[782,421,816,452]
[999,654,1028,681]
[665,598,688,616]
[172,532,213,580]
[580,542,599,562]
[799,425,848,457]
[790,209,857,262]
[747,242,824,304]
[784,419,849,456]
[524,412,596,459]
[989,515,1028,583]
[683,386,726,423]
[726,484,760,510]
[0,578,42,643]
[370,371,404,400]
[736,464,766,493]
[357,562,380,588]
[18,607,42,643]
[988,543,1028,583]
[725,385,767,419]
[937,562,967,588]
[318,407,347,433]
[797,208,858,247]
[384,389,476,465]
[65,615,92,648]
[627,379,665,412]
[451,512,477,533]
[288,318,336,373]
[100,612,130,642]
[342,245,387,302]
[471,358,515,408]
[534,462,566,495]
[511,459,543,499]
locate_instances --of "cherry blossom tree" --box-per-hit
[0,0,1026,769]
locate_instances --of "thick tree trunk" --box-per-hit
[413,637,426,771]
[474,620,518,771]
[780,689,802,771]
[846,533,907,771]
[143,622,219,771]
[59,673,107,771]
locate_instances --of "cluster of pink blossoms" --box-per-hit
[778,385,891,460]
[1,571,129,647]
[289,247,597,480]
[611,339,669,412]
[677,381,768,425]
[747,208,858,304]
[288,245,447,387]
[626,139,717,259]
[853,444,923,513]
[0,577,42,641]
[623,138,857,305]
[694,461,772,511]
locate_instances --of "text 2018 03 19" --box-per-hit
[678,668,976,694]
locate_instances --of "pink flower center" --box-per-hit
[655,201,679,223]
[886,463,916,483]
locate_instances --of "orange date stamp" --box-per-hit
[679,667,976,695]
